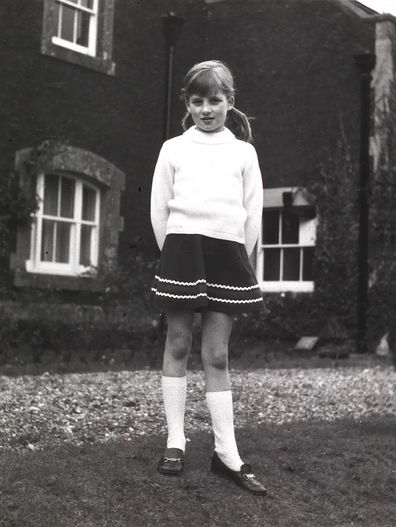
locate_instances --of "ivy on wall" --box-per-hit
[0,140,69,296]
[0,172,37,297]
[367,85,396,354]
[307,127,360,336]
[234,125,362,343]
[0,172,36,259]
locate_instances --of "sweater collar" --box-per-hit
[183,126,235,145]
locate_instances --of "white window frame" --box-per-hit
[26,173,100,276]
[256,187,317,293]
[52,0,99,57]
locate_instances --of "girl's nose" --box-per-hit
[202,101,211,113]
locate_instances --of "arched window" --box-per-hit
[12,144,124,290]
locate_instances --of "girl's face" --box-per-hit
[186,91,234,133]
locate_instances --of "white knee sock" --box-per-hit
[206,390,243,471]
[162,376,187,451]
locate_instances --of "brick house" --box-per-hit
[0,0,393,343]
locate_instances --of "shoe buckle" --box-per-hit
[163,457,182,463]
[242,473,256,481]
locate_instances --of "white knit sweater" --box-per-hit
[150,126,263,256]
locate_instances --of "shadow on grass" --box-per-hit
[1,417,395,527]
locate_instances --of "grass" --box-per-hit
[1,416,395,527]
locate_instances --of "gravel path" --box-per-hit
[0,366,395,452]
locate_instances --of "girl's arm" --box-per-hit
[243,145,263,256]
[150,142,174,250]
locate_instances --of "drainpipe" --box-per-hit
[159,13,184,339]
[354,51,375,353]
[162,12,184,140]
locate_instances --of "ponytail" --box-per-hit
[181,111,194,132]
[227,107,253,143]
[181,106,253,143]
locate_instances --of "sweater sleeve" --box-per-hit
[243,144,263,256]
[150,141,174,250]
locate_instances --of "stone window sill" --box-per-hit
[41,39,115,76]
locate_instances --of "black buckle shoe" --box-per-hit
[211,451,267,495]
[157,448,185,476]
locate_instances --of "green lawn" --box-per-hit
[1,416,395,527]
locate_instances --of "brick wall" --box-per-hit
[0,0,374,276]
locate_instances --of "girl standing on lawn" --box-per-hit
[150,60,267,495]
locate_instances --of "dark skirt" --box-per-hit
[151,234,263,314]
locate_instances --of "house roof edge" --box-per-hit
[333,0,396,23]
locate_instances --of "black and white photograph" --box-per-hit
[0,1,395,525]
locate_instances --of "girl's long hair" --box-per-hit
[180,60,253,143]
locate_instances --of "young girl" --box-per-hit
[150,60,267,495]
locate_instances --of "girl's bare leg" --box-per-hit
[201,311,233,392]
[162,309,194,377]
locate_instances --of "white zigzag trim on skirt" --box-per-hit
[152,288,262,304]
[155,275,259,291]
[207,282,260,291]
[207,296,263,304]
[154,275,206,286]
[151,288,207,300]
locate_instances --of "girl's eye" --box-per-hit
[190,99,202,105]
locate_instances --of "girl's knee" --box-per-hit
[202,346,228,370]
[166,333,192,361]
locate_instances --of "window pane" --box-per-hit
[60,4,75,42]
[262,211,279,245]
[55,222,71,263]
[41,220,55,261]
[60,177,75,218]
[283,248,300,281]
[80,224,92,266]
[263,248,280,280]
[43,174,59,216]
[303,247,315,281]
[54,2,61,37]
[82,185,96,221]
[80,0,94,9]
[282,212,299,244]
[76,11,91,47]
